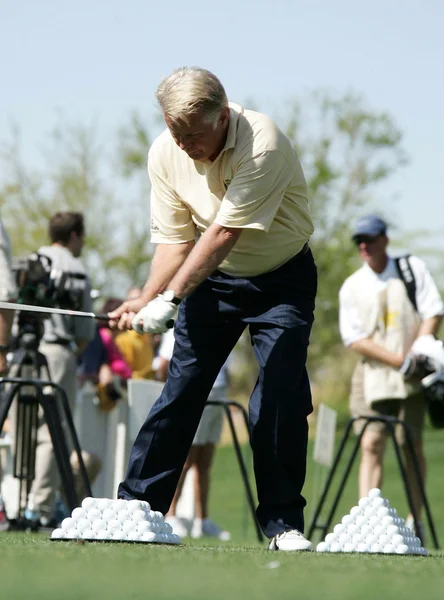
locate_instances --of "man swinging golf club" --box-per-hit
[108,66,317,551]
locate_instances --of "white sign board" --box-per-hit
[313,403,337,467]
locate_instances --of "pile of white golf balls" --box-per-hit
[51,497,181,544]
[316,488,427,555]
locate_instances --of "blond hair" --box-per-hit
[155,67,228,126]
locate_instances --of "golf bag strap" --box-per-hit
[395,254,418,312]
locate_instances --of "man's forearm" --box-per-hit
[350,338,404,369]
[141,241,195,303]
[168,224,242,299]
[417,315,443,338]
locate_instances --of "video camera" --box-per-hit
[12,252,86,313]
[10,252,88,350]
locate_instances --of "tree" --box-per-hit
[280,92,408,368]
[0,116,153,297]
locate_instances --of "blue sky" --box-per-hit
[1,0,443,247]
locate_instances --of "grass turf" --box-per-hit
[1,428,444,599]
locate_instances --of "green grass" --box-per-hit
[2,428,444,599]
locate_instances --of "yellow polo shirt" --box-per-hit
[149,103,313,277]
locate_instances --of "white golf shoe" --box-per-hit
[191,518,231,541]
[268,530,312,551]
[164,516,190,538]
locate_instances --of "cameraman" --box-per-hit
[0,219,18,373]
[29,212,97,526]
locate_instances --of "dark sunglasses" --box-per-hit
[353,234,381,245]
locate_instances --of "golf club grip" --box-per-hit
[96,314,175,330]
[94,313,109,320]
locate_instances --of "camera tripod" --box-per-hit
[0,317,92,530]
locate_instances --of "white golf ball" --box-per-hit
[163,522,173,535]
[395,544,409,554]
[330,543,341,553]
[102,509,116,523]
[117,509,131,523]
[360,525,372,538]
[355,515,366,528]
[370,543,383,553]
[392,534,404,547]
[76,518,91,533]
[137,521,153,535]
[338,533,351,546]
[383,544,395,554]
[170,534,181,544]
[61,517,76,531]
[387,525,400,537]
[112,530,127,541]
[373,525,385,538]
[358,497,370,509]
[333,523,346,535]
[342,543,355,553]
[131,510,147,523]
[140,501,151,513]
[87,508,102,522]
[122,520,137,534]
[108,519,122,533]
[378,534,390,547]
[316,542,329,552]
[127,499,143,512]
[81,497,97,510]
[377,507,389,519]
[141,531,156,543]
[382,516,395,527]
[325,533,335,544]
[127,530,141,541]
[71,507,87,520]
[152,510,164,522]
[347,524,358,537]
[96,498,113,511]
[82,529,96,540]
[368,488,381,499]
[364,506,376,519]
[351,533,364,545]
[365,534,378,547]
[112,499,128,512]
[342,515,354,527]
[368,516,380,529]
[51,528,65,539]
[350,506,362,517]
[91,519,107,532]
[65,528,81,539]
[357,543,370,553]
[371,497,387,509]
[96,530,111,540]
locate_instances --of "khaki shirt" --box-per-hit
[149,103,313,277]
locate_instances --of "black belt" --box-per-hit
[43,339,72,346]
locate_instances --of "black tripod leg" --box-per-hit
[50,382,92,498]
[209,401,264,543]
[400,422,439,548]
[39,390,79,511]
[307,418,355,540]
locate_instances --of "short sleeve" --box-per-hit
[339,282,368,346]
[148,151,196,244]
[214,151,293,232]
[409,256,444,320]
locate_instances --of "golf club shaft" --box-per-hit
[0,300,108,321]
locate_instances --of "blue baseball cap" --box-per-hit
[352,215,387,240]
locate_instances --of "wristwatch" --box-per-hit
[162,290,182,306]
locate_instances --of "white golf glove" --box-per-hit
[131,295,178,334]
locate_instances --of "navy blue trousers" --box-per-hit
[118,248,317,538]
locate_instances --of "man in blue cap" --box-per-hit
[339,215,444,543]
